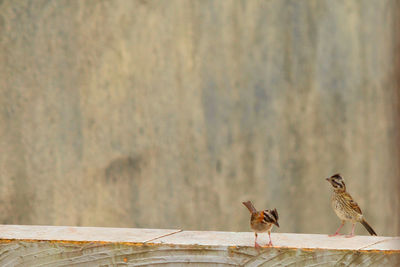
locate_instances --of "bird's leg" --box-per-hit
[329,222,345,237]
[329,221,345,237]
[254,233,261,249]
[262,231,273,248]
[267,230,273,246]
[345,223,356,238]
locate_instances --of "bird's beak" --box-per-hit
[325,177,330,182]
[274,222,280,228]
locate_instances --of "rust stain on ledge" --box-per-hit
[0,238,150,247]
[0,237,399,254]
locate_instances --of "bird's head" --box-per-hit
[326,173,346,192]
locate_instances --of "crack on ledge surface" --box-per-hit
[357,237,400,250]
[144,229,183,243]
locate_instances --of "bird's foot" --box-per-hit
[254,242,261,249]
[345,234,355,238]
[328,233,343,237]
[261,241,273,248]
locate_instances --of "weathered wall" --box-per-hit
[1,225,399,266]
[0,0,399,236]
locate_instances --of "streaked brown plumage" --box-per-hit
[326,174,377,237]
[242,201,279,248]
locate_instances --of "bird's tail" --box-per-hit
[361,218,377,236]
[242,201,257,213]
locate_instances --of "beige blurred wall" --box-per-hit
[0,0,399,236]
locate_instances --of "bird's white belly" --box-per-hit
[333,202,350,220]
[332,198,353,221]
[252,222,273,233]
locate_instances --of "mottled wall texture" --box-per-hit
[0,0,399,236]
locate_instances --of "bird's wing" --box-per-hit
[252,212,266,223]
[343,192,362,214]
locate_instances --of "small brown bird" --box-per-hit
[326,174,377,237]
[242,201,279,248]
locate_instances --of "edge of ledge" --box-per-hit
[0,225,398,252]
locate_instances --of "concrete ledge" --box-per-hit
[0,225,399,266]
